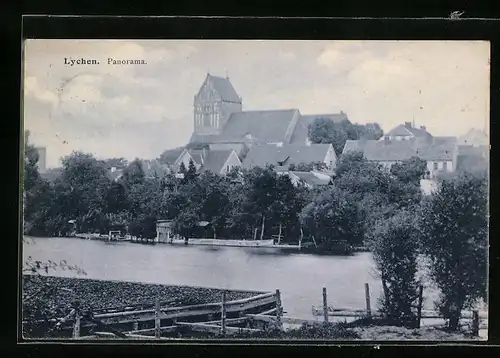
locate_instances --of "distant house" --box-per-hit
[141,159,171,178]
[40,167,62,183]
[173,147,242,175]
[278,170,333,189]
[379,122,433,142]
[343,136,458,179]
[456,144,489,174]
[33,147,47,174]
[159,147,186,167]
[156,220,174,243]
[106,167,124,182]
[458,128,488,147]
[242,143,337,172]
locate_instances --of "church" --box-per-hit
[161,73,345,177]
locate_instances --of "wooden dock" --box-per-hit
[45,283,487,340]
[51,290,279,338]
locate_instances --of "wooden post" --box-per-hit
[472,310,479,337]
[416,285,424,329]
[155,298,161,339]
[221,291,227,337]
[72,311,80,339]
[322,287,329,323]
[275,289,283,330]
[260,215,265,240]
[364,283,371,318]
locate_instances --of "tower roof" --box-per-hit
[207,74,241,103]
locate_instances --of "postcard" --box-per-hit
[21,39,489,342]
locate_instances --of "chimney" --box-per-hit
[404,121,412,129]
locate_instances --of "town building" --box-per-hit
[277,170,333,189]
[379,122,433,142]
[173,148,242,175]
[343,122,459,179]
[34,147,47,174]
[160,73,346,174]
[189,74,348,150]
[242,143,337,172]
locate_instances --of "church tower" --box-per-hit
[193,73,242,135]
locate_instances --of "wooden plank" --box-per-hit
[155,298,161,339]
[92,332,168,340]
[221,291,227,336]
[201,317,249,325]
[176,322,261,335]
[96,294,278,325]
[94,292,276,319]
[247,314,313,326]
[125,326,179,335]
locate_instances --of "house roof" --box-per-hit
[106,169,124,182]
[141,159,170,177]
[207,74,241,103]
[386,124,432,139]
[242,144,332,169]
[343,137,457,162]
[289,171,331,186]
[217,109,300,144]
[200,149,237,174]
[290,112,348,144]
[159,147,185,165]
[458,128,488,146]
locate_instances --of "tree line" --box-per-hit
[23,130,487,331]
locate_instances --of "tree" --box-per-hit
[178,162,187,175]
[182,159,198,183]
[56,152,112,234]
[121,159,145,188]
[390,157,428,185]
[299,186,364,248]
[308,117,349,156]
[105,181,129,214]
[309,118,384,156]
[367,209,421,327]
[269,174,305,242]
[418,172,488,331]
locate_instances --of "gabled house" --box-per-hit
[242,143,337,172]
[343,136,458,179]
[458,128,488,147]
[106,166,124,182]
[379,122,433,142]
[277,170,333,189]
[141,159,171,178]
[173,147,242,175]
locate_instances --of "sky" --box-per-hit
[23,40,490,169]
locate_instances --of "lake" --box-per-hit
[23,236,441,320]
